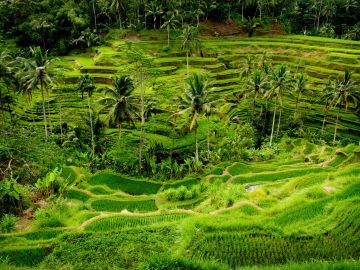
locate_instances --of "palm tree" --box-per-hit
[146,0,163,29]
[330,71,359,143]
[320,78,336,135]
[245,69,268,120]
[203,0,217,21]
[21,47,57,142]
[264,65,292,145]
[171,73,214,162]
[98,76,137,139]
[78,74,96,155]
[239,55,255,79]
[179,25,201,76]
[161,12,179,46]
[110,0,125,29]
[292,73,307,116]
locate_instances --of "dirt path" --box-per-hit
[205,162,236,183]
[209,201,262,215]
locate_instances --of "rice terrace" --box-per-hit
[0,1,360,269]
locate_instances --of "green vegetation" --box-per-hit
[0,2,359,269]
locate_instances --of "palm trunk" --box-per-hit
[276,107,282,138]
[118,11,122,29]
[93,0,97,32]
[139,72,145,171]
[47,99,52,135]
[270,102,277,146]
[167,25,170,46]
[333,107,340,143]
[242,2,244,21]
[59,102,63,144]
[153,16,156,29]
[195,126,199,162]
[186,51,189,76]
[118,123,122,140]
[295,92,300,116]
[252,97,256,120]
[40,81,48,142]
[88,96,95,155]
[207,116,210,160]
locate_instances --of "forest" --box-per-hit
[0,0,359,270]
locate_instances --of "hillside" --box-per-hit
[1,21,360,270]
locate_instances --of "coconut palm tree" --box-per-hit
[330,71,359,143]
[320,78,336,135]
[110,0,125,29]
[292,73,308,116]
[78,74,96,155]
[171,73,214,162]
[98,76,137,139]
[21,47,57,142]
[179,25,201,76]
[161,11,179,46]
[245,69,268,120]
[239,55,255,79]
[146,0,163,29]
[264,65,292,145]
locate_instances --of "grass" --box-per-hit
[65,189,91,202]
[162,177,200,190]
[91,199,158,212]
[88,172,162,195]
[85,213,190,231]
[233,167,333,184]
[0,246,52,267]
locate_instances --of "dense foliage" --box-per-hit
[0,0,360,53]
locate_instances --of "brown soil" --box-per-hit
[200,19,286,37]
[16,207,34,231]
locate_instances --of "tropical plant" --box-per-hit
[292,73,308,116]
[329,71,359,142]
[171,73,214,162]
[146,0,163,29]
[110,0,125,29]
[179,25,201,76]
[245,69,268,120]
[78,74,96,155]
[161,12,179,46]
[239,55,256,79]
[265,65,292,145]
[35,167,62,197]
[20,47,57,142]
[98,75,137,139]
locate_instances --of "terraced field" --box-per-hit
[1,140,359,269]
[12,32,360,152]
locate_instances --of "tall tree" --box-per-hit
[245,69,268,120]
[179,25,201,76]
[292,73,307,116]
[78,74,96,155]
[330,71,359,143]
[21,47,57,142]
[146,0,163,29]
[264,65,292,145]
[171,73,214,162]
[98,76,137,139]
[161,11,179,46]
[110,0,125,29]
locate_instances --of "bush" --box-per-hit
[164,184,207,202]
[0,214,18,233]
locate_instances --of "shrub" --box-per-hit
[0,214,18,233]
